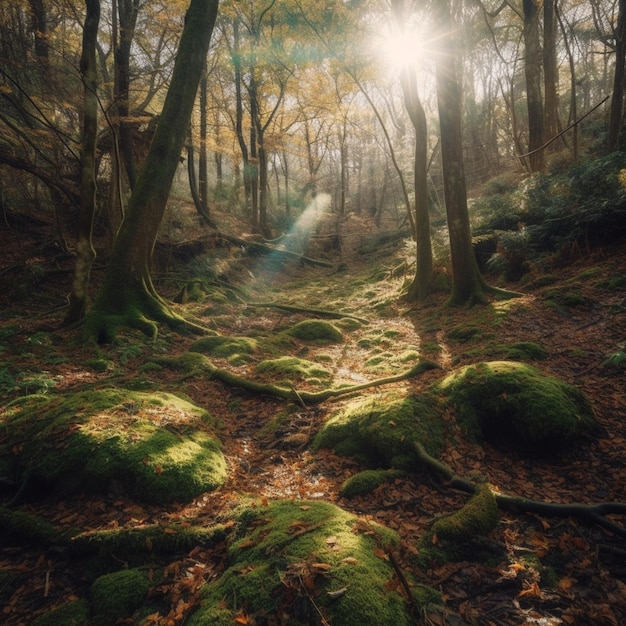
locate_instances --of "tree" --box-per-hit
[64,0,100,326]
[86,0,220,342]
[608,0,626,151]
[434,0,493,306]
[390,0,433,303]
[523,0,545,171]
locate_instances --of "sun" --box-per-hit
[378,25,426,73]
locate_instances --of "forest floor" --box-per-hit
[1,208,626,625]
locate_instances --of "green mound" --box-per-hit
[190,334,258,357]
[340,469,405,498]
[419,483,500,564]
[313,391,443,469]
[91,568,149,623]
[256,356,332,386]
[186,499,429,626]
[0,389,226,503]
[438,361,597,450]
[32,600,90,626]
[283,319,344,343]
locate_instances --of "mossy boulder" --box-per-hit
[283,319,344,343]
[340,469,405,498]
[313,391,443,469]
[91,568,149,623]
[32,599,90,626]
[419,484,500,564]
[256,356,332,386]
[190,334,258,358]
[0,389,226,503]
[186,499,421,626]
[437,361,597,451]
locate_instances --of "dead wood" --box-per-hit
[413,442,626,538]
[246,302,369,323]
[204,359,440,405]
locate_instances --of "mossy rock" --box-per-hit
[419,484,500,564]
[91,568,149,622]
[0,389,226,503]
[340,469,405,498]
[313,391,443,469]
[256,356,332,386]
[186,499,423,626]
[501,341,548,361]
[437,361,597,451]
[282,319,344,343]
[32,599,90,626]
[190,334,258,358]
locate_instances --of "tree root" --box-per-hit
[246,302,369,324]
[413,442,626,538]
[203,359,440,405]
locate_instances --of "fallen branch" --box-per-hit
[413,442,626,538]
[220,233,333,268]
[246,302,369,324]
[204,359,440,405]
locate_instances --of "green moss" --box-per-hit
[437,361,597,451]
[501,341,548,361]
[187,500,413,626]
[0,506,75,545]
[340,469,405,498]
[447,325,482,342]
[70,523,229,561]
[256,356,332,386]
[420,484,499,563]
[0,390,226,503]
[32,599,90,626]
[313,391,443,469]
[91,568,149,621]
[190,335,258,358]
[283,319,344,343]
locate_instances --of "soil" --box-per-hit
[1,207,625,626]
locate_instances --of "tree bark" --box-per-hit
[434,0,487,306]
[64,0,100,326]
[523,0,544,171]
[543,0,560,150]
[87,0,220,342]
[390,0,433,303]
[608,0,626,152]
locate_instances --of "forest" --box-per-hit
[1,0,626,624]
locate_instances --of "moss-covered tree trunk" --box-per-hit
[434,0,487,306]
[64,0,100,326]
[87,0,219,341]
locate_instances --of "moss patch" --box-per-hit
[256,356,332,386]
[32,599,90,626]
[313,391,443,469]
[91,568,149,622]
[420,484,500,563]
[190,334,258,358]
[437,361,597,451]
[282,319,344,343]
[186,499,416,626]
[340,469,405,498]
[0,389,226,503]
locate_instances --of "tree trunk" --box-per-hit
[64,0,100,326]
[523,0,544,171]
[115,0,141,188]
[390,0,433,302]
[87,0,219,342]
[434,0,487,306]
[543,0,560,150]
[608,0,626,152]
